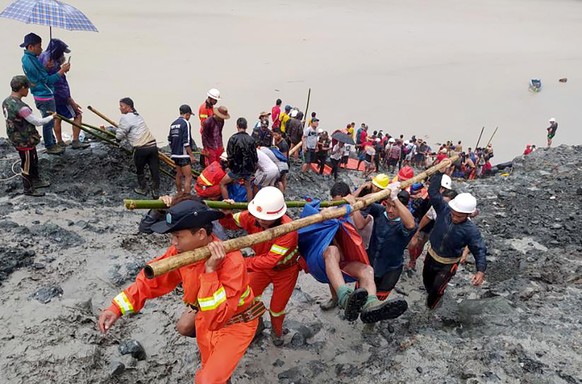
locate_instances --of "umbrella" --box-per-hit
[332,131,355,145]
[0,0,98,38]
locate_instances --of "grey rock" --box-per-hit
[30,284,63,304]
[108,360,125,376]
[118,339,146,360]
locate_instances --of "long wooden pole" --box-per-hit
[58,115,176,180]
[303,88,311,128]
[87,105,199,176]
[124,198,347,210]
[144,155,458,279]
[288,141,303,157]
[475,126,485,149]
[485,126,499,147]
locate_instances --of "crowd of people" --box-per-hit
[7,31,558,384]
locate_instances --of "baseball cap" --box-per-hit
[179,104,193,114]
[20,33,42,48]
[150,200,224,234]
[311,118,320,123]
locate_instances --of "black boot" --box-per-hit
[134,174,147,195]
[23,176,45,197]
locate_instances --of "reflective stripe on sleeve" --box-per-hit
[270,244,288,256]
[198,173,213,186]
[233,213,242,227]
[238,286,251,306]
[113,292,135,315]
[198,287,227,311]
[277,247,299,265]
[269,308,286,317]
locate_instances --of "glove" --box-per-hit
[388,182,400,201]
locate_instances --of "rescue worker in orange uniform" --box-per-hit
[221,187,300,346]
[198,88,220,164]
[98,200,264,384]
[194,152,228,200]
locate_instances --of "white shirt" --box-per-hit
[256,149,279,173]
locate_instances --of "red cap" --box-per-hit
[398,166,414,181]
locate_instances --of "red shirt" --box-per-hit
[199,101,214,133]
[271,105,281,129]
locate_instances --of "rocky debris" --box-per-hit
[1,140,582,384]
[118,340,147,361]
[30,284,63,304]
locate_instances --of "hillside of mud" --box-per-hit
[0,140,580,384]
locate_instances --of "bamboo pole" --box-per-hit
[485,126,499,147]
[288,141,303,157]
[475,126,485,149]
[144,155,458,279]
[124,198,347,210]
[87,105,199,176]
[303,88,311,128]
[58,115,176,180]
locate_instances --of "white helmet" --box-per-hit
[290,109,299,118]
[448,193,477,214]
[219,151,228,161]
[388,138,396,143]
[207,88,221,101]
[248,186,287,220]
[441,174,452,189]
[549,117,556,123]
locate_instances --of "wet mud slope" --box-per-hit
[0,140,580,383]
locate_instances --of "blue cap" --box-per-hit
[20,33,41,48]
[150,200,224,234]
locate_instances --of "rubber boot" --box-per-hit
[32,178,51,189]
[134,174,148,195]
[23,176,44,197]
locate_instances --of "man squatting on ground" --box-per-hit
[99,200,264,383]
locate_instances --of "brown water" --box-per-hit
[1,0,581,162]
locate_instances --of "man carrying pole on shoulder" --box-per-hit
[98,200,263,383]
[220,187,300,346]
[423,160,487,309]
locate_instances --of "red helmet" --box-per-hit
[398,166,414,181]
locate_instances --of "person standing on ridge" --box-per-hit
[198,88,220,163]
[202,105,230,166]
[3,75,54,196]
[115,97,160,199]
[546,117,558,147]
[272,98,282,130]
[20,32,70,155]
[168,104,196,193]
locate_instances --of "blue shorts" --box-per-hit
[56,103,76,119]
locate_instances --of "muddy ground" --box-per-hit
[0,139,580,384]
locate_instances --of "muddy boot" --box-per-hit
[32,178,51,189]
[339,286,368,322]
[134,175,148,195]
[319,298,338,311]
[252,317,265,343]
[46,145,64,155]
[23,177,45,197]
[360,298,408,324]
[71,140,90,149]
[270,330,284,347]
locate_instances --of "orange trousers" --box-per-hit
[195,319,258,384]
[249,265,300,337]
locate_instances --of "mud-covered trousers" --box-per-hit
[248,264,300,337]
[422,254,458,309]
[195,319,258,384]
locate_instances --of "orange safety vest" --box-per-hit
[221,211,300,271]
[195,161,226,198]
[108,238,254,331]
[199,102,214,134]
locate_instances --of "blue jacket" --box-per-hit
[168,117,194,158]
[428,173,487,272]
[21,50,61,99]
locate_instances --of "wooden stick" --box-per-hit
[58,115,175,180]
[475,126,485,149]
[144,156,458,279]
[124,198,347,210]
[485,126,499,147]
[303,88,311,128]
[87,105,199,176]
[288,141,303,157]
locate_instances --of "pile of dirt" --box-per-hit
[0,141,580,384]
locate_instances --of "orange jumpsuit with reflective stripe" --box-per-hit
[198,102,214,134]
[194,160,226,199]
[107,237,257,384]
[221,211,300,337]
